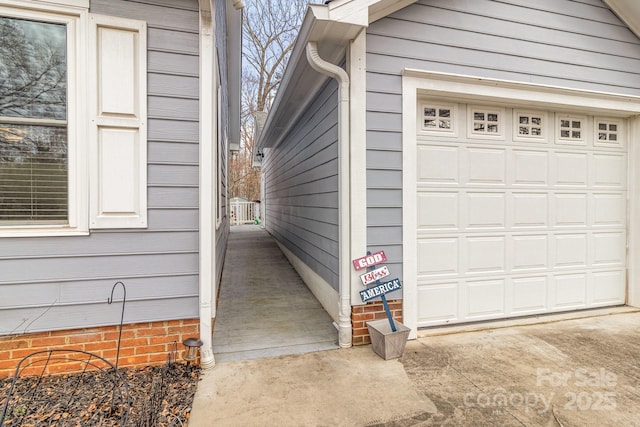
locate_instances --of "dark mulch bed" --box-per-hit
[0,363,200,426]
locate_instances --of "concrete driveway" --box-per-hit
[189,309,640,426]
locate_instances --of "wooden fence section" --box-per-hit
[230,199,259,225]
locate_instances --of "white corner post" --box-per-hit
[348,30,368,306]
[306,41,352,347]
[198,0,216,370]
[627,115,640,308]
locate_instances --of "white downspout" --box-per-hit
[306,41,352,348]
[198,2,215,370]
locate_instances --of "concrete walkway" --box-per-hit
[212,225,338,363]
[191,309,640,426]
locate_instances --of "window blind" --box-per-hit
[0,124,68,222]
[0,16,68,224]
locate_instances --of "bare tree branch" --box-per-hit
[230,0,322,200]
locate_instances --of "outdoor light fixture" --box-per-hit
[182,337,203,364]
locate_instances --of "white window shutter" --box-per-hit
[89,14,147,228]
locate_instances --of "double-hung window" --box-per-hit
[0,1,147,237]
[0,4,85,235]
[0,15,68,223]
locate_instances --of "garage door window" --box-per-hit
[421,103,456,133]
[557,115,586,144]
[595,118,623,147]
[469,106,504,138]
[515,111,547,141]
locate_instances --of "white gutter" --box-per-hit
[306,41,352,348]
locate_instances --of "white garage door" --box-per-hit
[415,102,627,327]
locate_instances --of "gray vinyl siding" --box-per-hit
[364,0,640,287]
[0,0,211,335]
[263,78,340,291]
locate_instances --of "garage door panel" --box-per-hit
[512,276,548,313]
[512,149,549,185]
[415,104,626,328]
[553,273,587,309]
[593,232,626,266]
[466,236,505,273]
[554,193,588,227]
[466,279,505,318]
[466,148,506,185]
[554,234,588,268]
[466,193,505,228]
[593,193,626,226]
[417,145,459,183]
[512,193,548,228]
[417,238,459,276]
[592,153,627,187]
[417,192,459,229]
[553,152,588,186]
[592,271,625,305]
[512,235,548,271]
[416,283,458,324]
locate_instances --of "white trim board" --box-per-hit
[402,69,640,339]
[197,4,216,369]
[403,69,640,116]
[348,30,368,306]
[275,240,340,323]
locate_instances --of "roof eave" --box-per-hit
[226,2,243,152]
[255,4,365,151]
[604,0,640,38]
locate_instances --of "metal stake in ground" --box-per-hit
[107,281,127,371]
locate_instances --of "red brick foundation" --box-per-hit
[0,319,199,378]
[351,300,403,345]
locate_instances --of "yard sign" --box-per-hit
[352,251,398,332]
[360,265,390,286]
[352,251,387,271]
[359,278,402,303]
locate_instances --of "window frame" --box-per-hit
[555,114,588,146]
[0,1,89,237]
[513,109,549,143]
[467,105,506,140]
[594,117,625,149]
[417,102,459,137]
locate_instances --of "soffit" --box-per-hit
[604,0,640,38]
